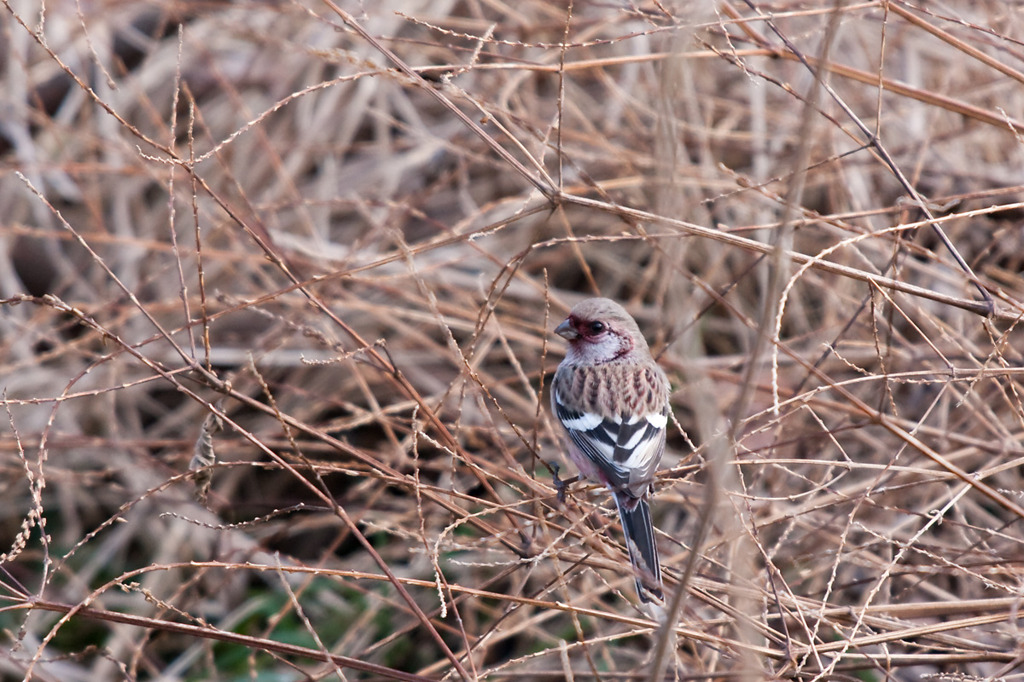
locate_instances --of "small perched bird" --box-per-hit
[551,297,671,603]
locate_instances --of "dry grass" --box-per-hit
[2,0,1024,680]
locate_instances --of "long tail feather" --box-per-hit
[615,494,662,603]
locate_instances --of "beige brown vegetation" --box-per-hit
[2,1,1024,680]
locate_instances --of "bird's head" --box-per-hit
[554,298,649,366]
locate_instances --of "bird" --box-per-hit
[550,297,671,603]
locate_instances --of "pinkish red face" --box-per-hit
[566,316,608,342]
[557,314,635,364]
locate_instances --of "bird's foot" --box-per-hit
[551,463,580,504]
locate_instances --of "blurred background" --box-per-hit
[2,1,1024,680]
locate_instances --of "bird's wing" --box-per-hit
[554,394,666,496]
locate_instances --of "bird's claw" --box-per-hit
[551,463,565,503]
[551,463,578,504]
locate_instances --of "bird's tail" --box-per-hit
[614,494,662,603]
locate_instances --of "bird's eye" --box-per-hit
[588,321,605,334]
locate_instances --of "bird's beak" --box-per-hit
[555,319,579,341]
